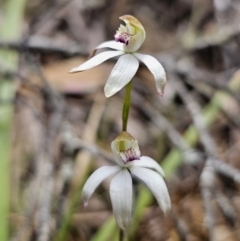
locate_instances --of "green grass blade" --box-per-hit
[0,0,27,240]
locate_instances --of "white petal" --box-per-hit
[130,166,171,214]
[69,51,124,73]
[133,53,166,96]
[104,54,139,97]
[95,41,124,51]
[82,166,120,208]
[129,156,165,177]
[110,169,132,230]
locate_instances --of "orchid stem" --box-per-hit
[122,81,132,132]
[119,229,126,241]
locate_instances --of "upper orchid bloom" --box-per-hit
[82,132,171,230]
[69,15,167,98]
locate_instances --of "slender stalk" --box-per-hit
[122,81,132,132]
[119,229,127,241]
[119,229,125,241]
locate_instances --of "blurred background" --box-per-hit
[1,0,240,240]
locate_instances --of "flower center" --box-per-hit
[120,148,140,164]
[114,32,133,46]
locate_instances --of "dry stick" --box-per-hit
[29,0,71,35]
[173,64,240,104]
[0,37,86,56]
[187,82,240,129]
[24,59,63,241]
[61,123,114,164]
[134,89,240,183]
[173,79,218,241]
[175,66,240,128]
[199,159,216,241]
[159,53,240,108]
[216,191,240,239]
[23,58,66,241]
[11,94,50,241]
[12,80,65,241]
[38,104,64,241]
[132,92,203,163]
[153,82,240,181]
[133,91,240,178]
[37,88,65,241]
[170,208,189,241]
[211,159,240,184]
[171,79,240,239]
[216,191,237,226]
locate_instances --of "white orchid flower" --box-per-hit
[82,132,171,230]
[69,15,167,98]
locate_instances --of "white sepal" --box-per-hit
[95,41,124,51]
[82,166,120,208]
[104,54,139,97]
[110,169,132,230]
[133,53,166,96]
[130,166,171,214]
[69,51,124,73]
[129,156,165,177]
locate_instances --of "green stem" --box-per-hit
[0,1,27,241]
[119,229,127,241]
[122,81,132,132]
[119,229,124,241]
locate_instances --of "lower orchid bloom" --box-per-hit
[82,132,171,230]
[69,15,166,98]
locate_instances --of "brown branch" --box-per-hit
[132,92,203,164]
[0,36,87,56]
[173,79,219,241]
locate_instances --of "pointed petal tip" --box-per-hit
[160,191,171,215]
[68,68,83,74]
[104,90,114,98]
[159,91,164,97]
[68,69,74,74]
[133,53,166,96]
[158,86,165,97]
[130,166,170,216]
[89,49,97,59]
[163,203,171,216]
